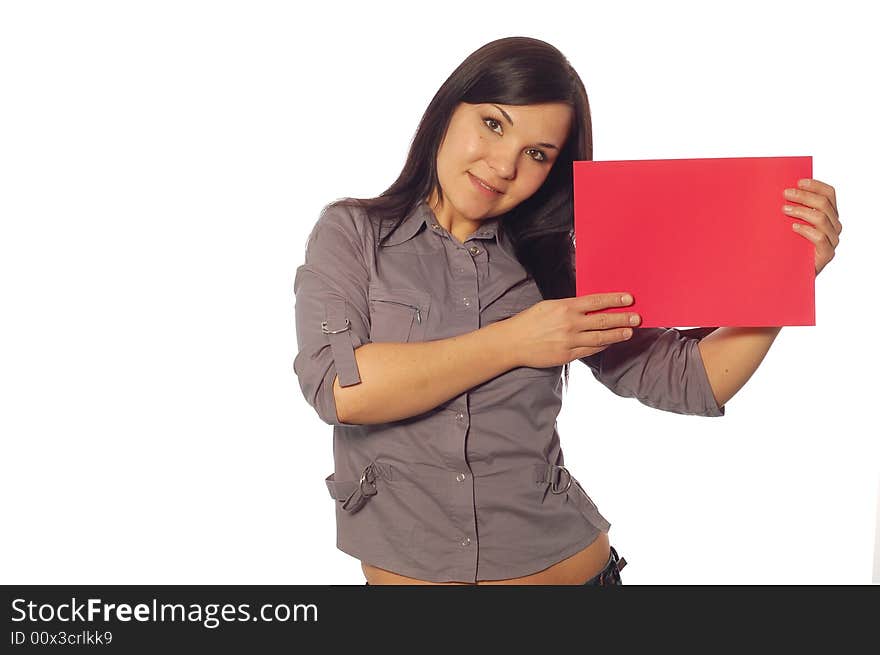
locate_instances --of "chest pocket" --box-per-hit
[368,283,431,343]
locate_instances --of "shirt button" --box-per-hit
[431,223,441,230]
[469,246,480,256]
[460,536,471,546]
[455,411,464,421]
[456,472,466,482]
[462,297,471,307]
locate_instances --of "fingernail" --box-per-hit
[622,294,633,304]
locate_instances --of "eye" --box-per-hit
[481,117,549,163]
[482,117,503,134]
[526,148,548,162]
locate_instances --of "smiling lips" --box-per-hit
[469,171,504,194]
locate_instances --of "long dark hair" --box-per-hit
[328,36,593,389]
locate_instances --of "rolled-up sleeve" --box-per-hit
[293,204,371,426]
[579,327,725,417]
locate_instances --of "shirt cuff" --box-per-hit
[691,338,725,417]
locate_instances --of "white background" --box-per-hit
[1,0,877,584]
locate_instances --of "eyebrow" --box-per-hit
[491,104,560,150]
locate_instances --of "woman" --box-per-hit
[293,37,841,585]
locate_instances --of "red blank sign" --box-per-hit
[573,156,814,327]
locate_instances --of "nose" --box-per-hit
[486,143,518,181]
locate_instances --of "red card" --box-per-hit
[573,156,814,328]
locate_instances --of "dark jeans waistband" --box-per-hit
[582,545,626,586]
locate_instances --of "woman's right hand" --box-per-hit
[503,292,641,369]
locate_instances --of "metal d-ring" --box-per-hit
[341,463,378,513]
[358,463,379,495]
[321,319,351,335]
[550,465,572,494]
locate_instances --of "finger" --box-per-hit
[798,178,838,215]
[578,308,639,332]
[573,292,633,312]
[573,326,634,349]
[783,205,840,248]
[793,222,835,265]
[573,345,614,360]
[786,182,840,228]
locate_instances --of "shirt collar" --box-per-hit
[381,199,501,247]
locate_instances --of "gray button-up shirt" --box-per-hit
[293,199,725,583]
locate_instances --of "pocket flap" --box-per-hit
[368,283,431,310]
[325,472,357,501]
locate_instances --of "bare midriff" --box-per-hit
[361,531,611,585]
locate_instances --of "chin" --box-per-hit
[442,191,476,217]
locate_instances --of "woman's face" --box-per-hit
[430,101,574,227]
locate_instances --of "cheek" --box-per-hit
[439,130,483,168]
[462,138,485,162]
[453,126,487,159]
[517,168,550,196]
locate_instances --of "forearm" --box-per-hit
[333,319,518,425]
[696,327,783,408]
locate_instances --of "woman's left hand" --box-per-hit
[782,178,841,277]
